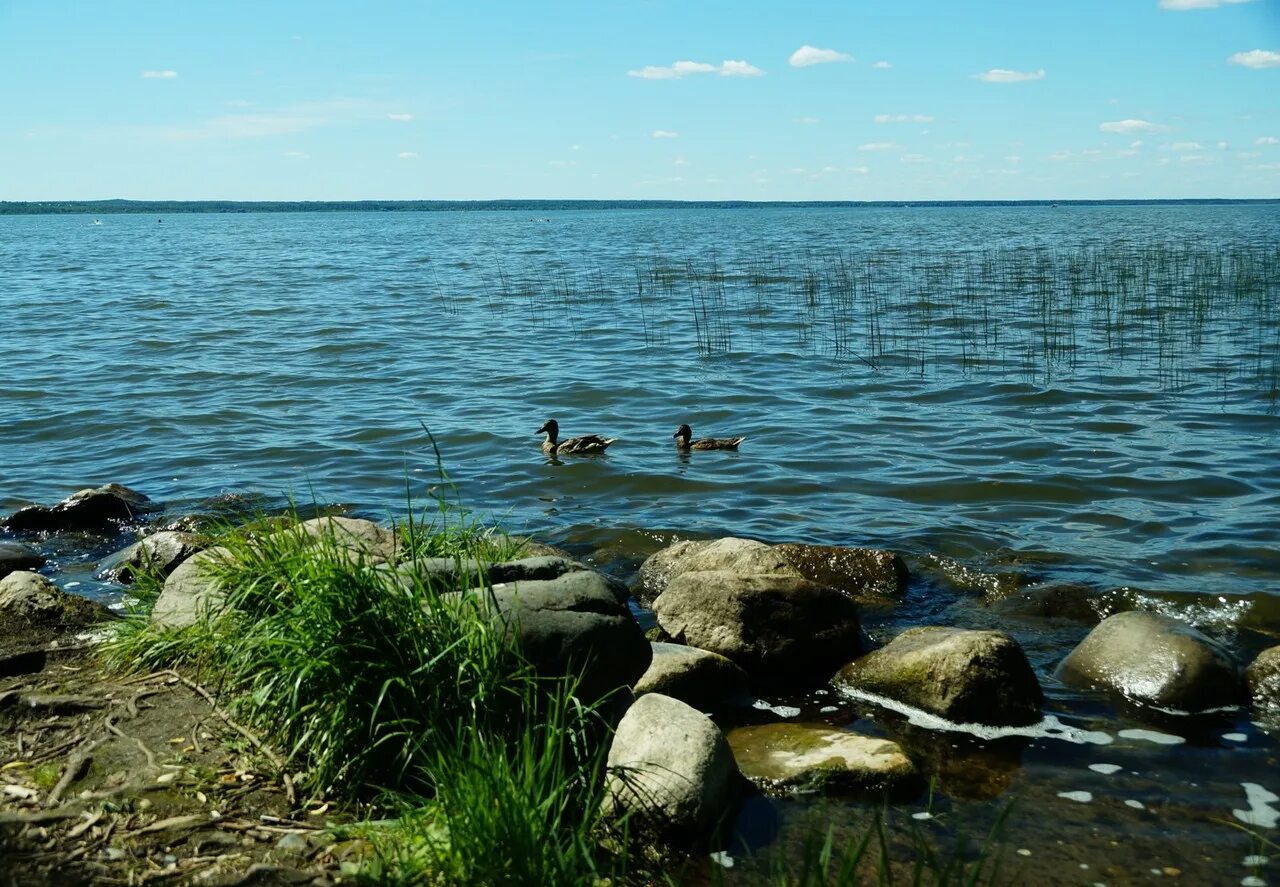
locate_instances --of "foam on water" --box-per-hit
[749,699,801,719]
[1058,790,1093,803]
[1233,783,1280,828]
[1117,728,1185,746]
[1125,799,1146,810]
[1089,763,1123,775]
[1224,733,1249,743]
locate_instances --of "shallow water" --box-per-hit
[3,205,1279,881]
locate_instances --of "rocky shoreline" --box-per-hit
[2,483,1278,885]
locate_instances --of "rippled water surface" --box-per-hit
[4,206,1278,599]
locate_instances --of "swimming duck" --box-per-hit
[538,419,617,455]
[674,423,745,451]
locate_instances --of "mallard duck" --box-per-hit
[674,423,745,451]
[538,419,617,455]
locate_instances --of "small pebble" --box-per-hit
[1242,877,1266,887]
[1125,799,1146,810]
[1243,855,1268,867]
[1017,848,1032,857]
[275,832,308,853]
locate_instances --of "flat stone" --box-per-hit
[150,547,233,629]
[725,722,917,796]
[283,517,401,564]
[634,642,750,709]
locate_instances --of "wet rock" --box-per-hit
[282,516,401,564]
[632,539,712,605]
[0,571,115,632]
[836,626,1042,727]
[150,547,233,629]
[652,570,861,685]
[987,581,1128,623]
[96,531,203,584]
[774,543,909,604]
[2,484,154,533]
[725,722,917,796]
[393,555,622,597]
[604,693,743,841]
[916,554,1029,600]
[634,642,750,709]
[464,570,651,702]
[501,535,574,560]
[1245,646,1280,714]
[1056,611,1243,713]
[633,538,795,606]
[0,541,44,581]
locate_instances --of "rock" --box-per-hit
[773,543,908,604]
[283,517,401,564]
[1248,647,1280,713]
[634,642,750,709]
[150,547,233,629]
[394,555,596,593]
[96,531,203,584]
[0,541,44,581]
[631,539,713,605]
[464,570,652,702]
[916,554,1029,600]
[634,538,796,606]
[604,693,743,841]
[0,571,115,630]
[500,535,574,560]
[652,571,861,684]
[987,581,1128,623]
[725,722,917,796]
[837,626,1042,727]
[3,484,153,533]
[1056,611,1243,713]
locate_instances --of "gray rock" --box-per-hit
[725,722,917,796]
[464,570,651,702]
[1056,611,1243,713]
[634,642,750,709]
[282,516,401,564]
[3,484,153,533]
[393,555,591,593]
[0,541,45,581]
[652,570,861,684]
[633,538,797,606]
[987,581,1128,623]
[150,547,233,629]
[0,571,115,630]
[1248,646,1280,714]
[96,531,203,584]
[604,693,743,840]
[837,626,1042,727]
[916,554,1029,600]
[632,539,713,605]
[774,543,909,604]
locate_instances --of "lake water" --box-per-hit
[3,205,1279,881]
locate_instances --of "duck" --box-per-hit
[674,423,745,451]
[537,419,617,455]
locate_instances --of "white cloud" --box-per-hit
[1005,155,1022,163]
[792,116,820,125]
[848,166,870,173]
[1229,50,1280,69]
[387,113,413,121]
[133,98,383,142]
[900,153,930,164]
[875,114,934,124]
[859,142,898,151]
[628,59,763,79]
[872,61,892,69]
[788,45,853,67]
[1130,140,1144,148]
[141,70,178,79]
[1217,141,1230,149]
[1171,141,1203,150]
[397,151,417,159]
[549,159,576,168]
[1160,0,1255,8]
[1247,162,1280,170]
[1099,119,1167,134]
[652,130,679,138]
[673,157,689,166]
[1255,136,1279,145]
[973,68,1045,83]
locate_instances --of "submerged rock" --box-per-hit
[0,541,45,581]
[465,569,651,702]
[1245,646,1280,714]
[2,484,154,533]
[915,554,1029,600]
[633,642,750,709]
[150,547,233,630]
[774,543,909,604]
[0,571,115,633]
[836,626,1042,727]
[987,581,1129,623]
[652,570,861,685]
[725,722,917,796]
[1056,611,1243,713]
[96,531,203,584]
[604,693,743,841]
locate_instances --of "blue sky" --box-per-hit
[1,0,1278,201]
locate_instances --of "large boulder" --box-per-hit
[652,570,861,684]
[632,538,791,605]
[394,555,625,599]
[3,484,153,533]
[725,722,917,796]
[150,547,233,629]
[1248,647,1280,714]
[632,539,713,605]
[282,516,401,564]
[774,543,909,604]
[837,627,1042,727]
[97,531,204,584]
[0,571,115,635]
[0,541,45,581]
[634,642,750,709]
[604,693,743,841]
[464,570,651,702]
[1056,611,1243,713]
